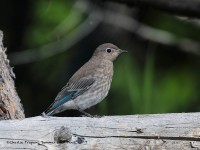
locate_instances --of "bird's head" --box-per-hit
[92,43,127,62]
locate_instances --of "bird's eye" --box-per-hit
[106,48,112,53]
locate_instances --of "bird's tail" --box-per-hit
[41,101,59,116]
[41,94,74,116]
[41,107,55,116]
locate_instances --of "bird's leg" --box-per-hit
[75,105,102,118]
[73,101,93,117]
[76,108,94,118]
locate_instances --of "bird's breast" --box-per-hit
[72,59,114,110]
[96,59,113,77]
[92,60,113,98]
[72,66,113,109]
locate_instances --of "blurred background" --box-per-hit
[1,0,200,117]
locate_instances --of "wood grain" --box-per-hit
[0,113,199,149]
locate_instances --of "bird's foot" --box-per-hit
[77,109,93,118]
[81,114,102,118]
[93,115,102,118]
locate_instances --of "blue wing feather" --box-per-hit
[50,92,75,110]
[43,77,95,116]
[44,91,76,115]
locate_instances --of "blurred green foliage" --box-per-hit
[99,47,198,115]
[26,1,82,46]
[2,0,200,116]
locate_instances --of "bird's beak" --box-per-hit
[112,49,128,57]
[119,49,128,53]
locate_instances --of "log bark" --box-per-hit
[0,31,25,119]
[0,113,200,149]
[106,0,200,18]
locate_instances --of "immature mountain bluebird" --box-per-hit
[43,43,127,116]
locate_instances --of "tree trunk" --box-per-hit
[0,31,25,119]
[0,113,200,149]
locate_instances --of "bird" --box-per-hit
[42,43,127,117]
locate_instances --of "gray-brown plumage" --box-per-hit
[43,43,127,116]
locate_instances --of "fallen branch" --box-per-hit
[0,113,200,149]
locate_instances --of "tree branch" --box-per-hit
[0,31,25,119]
[106,0,200,18]
[103,10,200,55]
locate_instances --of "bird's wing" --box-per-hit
[44,77,96,115]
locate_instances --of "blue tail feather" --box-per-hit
[44,92,75,115]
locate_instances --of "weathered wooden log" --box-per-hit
[0,31,25,119]
[0,113,200,149]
